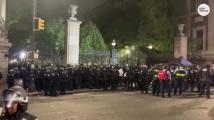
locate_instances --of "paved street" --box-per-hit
[25,91,214,120]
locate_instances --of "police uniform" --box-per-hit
[152,68,160,96]
[199,66,212,98]
[174,67,186,95]
[43,68,51,96]
[49,69,59,96]
[188,68,195,91]
[7,69,16,88]
[139,68,149,94]
[59,67,68,95]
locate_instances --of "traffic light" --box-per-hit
[38,18,45,30]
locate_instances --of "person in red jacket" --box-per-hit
[158,68,167,97]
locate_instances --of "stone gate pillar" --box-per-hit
[0,0,12,84]
[174,24,188,59]
[65,5,82,66]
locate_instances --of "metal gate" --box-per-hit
[79,50,119,65]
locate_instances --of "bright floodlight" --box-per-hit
[19,51,26,59]
[148,45,153,50]
[111,40,116,47]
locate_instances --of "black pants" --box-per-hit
[160,80,172,97]
[141,79,150,94]
[199,81,211,98]
[59,81,67,95]
[174,78,184,95]
[152,79,160,96]
[43,79,50,96]
[189,78,196,91]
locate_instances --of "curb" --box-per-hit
[28,89,103,97]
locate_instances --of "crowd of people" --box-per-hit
[7,62,214,98]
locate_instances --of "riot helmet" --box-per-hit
[2,86,28,112]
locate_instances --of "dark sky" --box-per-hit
[7,0,108,21]
[40,0,107,15]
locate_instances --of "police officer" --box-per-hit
[174,66,186,95]
[0,86,38,120]
[19,66,28,90]
[101,66,109,90]
[188,67,195,91]
[67,65,74,91]
[49,68,59,96]
[193,66,200,92]
[166,67,172,97]
[7,69,16,88]
[126,67,134,91]
[58,66,68,95]
[43,67,51,96]
[28,70,35,92]
[139,67,149,94]
[199,65,212,99]
[152,67,160,96]
[34,67,44,92]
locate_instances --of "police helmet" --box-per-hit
[2,86,28,111]
[13,79,24,87]
[179,66,184,69]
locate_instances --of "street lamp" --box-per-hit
[19,51,27,61]
[126,49,131,65]
[111,39,116,47]
[147,45,153,66]
[148,45,153,50]
[111,39,118,65]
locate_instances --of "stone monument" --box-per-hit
[65,4,82,65]
[0,0,12,84]
[174,24,187,59]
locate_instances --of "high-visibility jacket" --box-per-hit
[154,70,160,78]
[176,69,186,77]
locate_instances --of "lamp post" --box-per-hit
[111,39,116,48]
[126,49,131,65]
[147,45,153,66]
[111,39,117,65]
[19,51,27,62]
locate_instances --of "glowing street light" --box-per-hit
[19,51,27,60]
[148,45,153,50]
[147,45,153,66]
[111,39,118,65]
[126,49,131,54]
[111,39,116,47]
[126,49,131,65]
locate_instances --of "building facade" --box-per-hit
[185,0,214,63]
